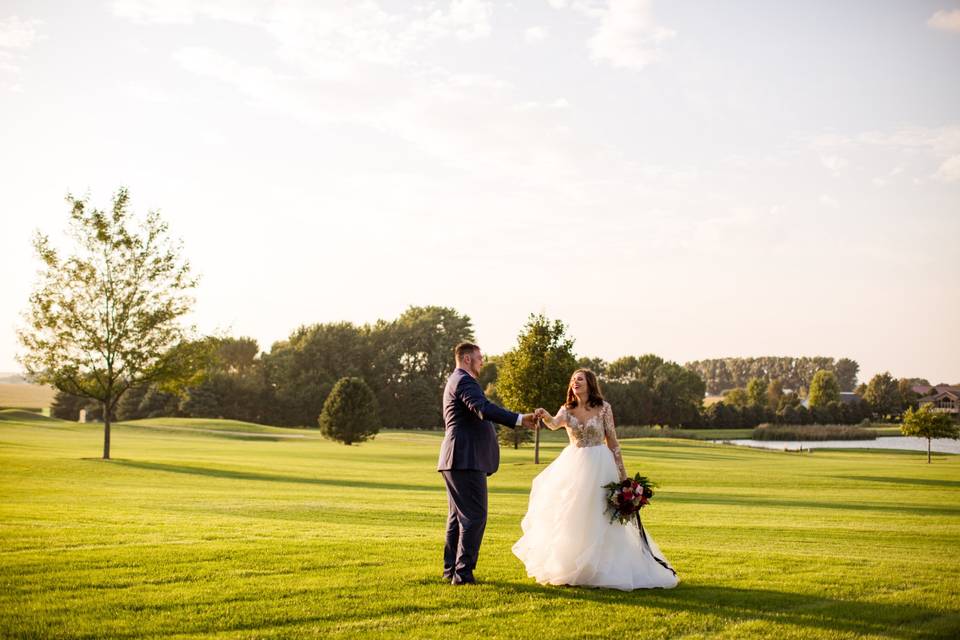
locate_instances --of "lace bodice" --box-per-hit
[562,405,608,447]
[546,401,627,480]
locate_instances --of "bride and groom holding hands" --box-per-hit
[437,342,678,591]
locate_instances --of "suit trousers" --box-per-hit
[440,469,488,583]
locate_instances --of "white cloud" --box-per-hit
[934,155,960,182]
[0,16,42,88]
[811,125,960,184]
[547,0,568,8]
[110,0,199,24]
[164,33,588,193]
[819,194,839,209]
[820,154,848,175]
[525,25,549,43]
[0,52,19,74]
[811,127,960,154]
[0,15,41,48]
[416,0,493,41]
[512,97,570,111]
[928,9,960,33]
[585,0,675,70]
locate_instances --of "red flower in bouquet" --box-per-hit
[603,473,657,525]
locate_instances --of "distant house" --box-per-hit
[801,392,861,409]
[917,386,960,416]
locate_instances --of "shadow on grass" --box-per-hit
[665,492,960,517]
[109,460,530,496]
[484,580,957,639]
[832,475,960,489]
[115,423,291,442]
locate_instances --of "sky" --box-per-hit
[1,0,959,386]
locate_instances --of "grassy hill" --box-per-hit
[1,413,958,638]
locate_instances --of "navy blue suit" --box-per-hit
[437,367,520,583]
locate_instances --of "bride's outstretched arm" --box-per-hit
[603,403,628,481]
[535,406,568,431]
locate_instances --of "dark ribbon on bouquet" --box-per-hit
[635,512,677,576]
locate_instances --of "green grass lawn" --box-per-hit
[1,410,958,639]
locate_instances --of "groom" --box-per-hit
[438,342,536,585]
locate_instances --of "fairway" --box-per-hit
[1,411,958,639]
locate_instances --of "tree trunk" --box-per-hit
[102,399,111,460]
[534,419,541,464]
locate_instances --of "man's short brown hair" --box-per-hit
[454,342,480,362]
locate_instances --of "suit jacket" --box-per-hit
[437,367,520,475]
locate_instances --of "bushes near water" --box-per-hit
[752,423,878,441]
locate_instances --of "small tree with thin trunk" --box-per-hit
[319,377,380,445]
[17,187,202,459]
[901,404,959,463]
[497,314,577,463]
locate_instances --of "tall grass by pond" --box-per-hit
[752,424,879,441]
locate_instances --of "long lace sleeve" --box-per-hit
[602,402,627,481]
[543,406,568,431]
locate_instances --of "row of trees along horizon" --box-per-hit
[17,188,957,459]
[47,324,945,432]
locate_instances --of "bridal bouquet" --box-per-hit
[603,473,655,525]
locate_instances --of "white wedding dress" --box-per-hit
[512,401,679,591]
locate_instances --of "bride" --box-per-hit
[511,368,679,590]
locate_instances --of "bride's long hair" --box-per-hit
[564,368,605,409]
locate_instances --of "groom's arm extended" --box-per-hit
[457,375,522,427]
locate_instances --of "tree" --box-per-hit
[577,356,608,378]
[898,378,921,412]
[808,370,840,408]
[318,377,381,445]
[261,321,372,427]
[647,360,705,426]
[17,188,202,459]
[606,356,640,383]
[746,377,767,407]
[478,359,499,389]
[497,424,533,449]
[50,390,86,421]
[138,385,181,418]
[765,378,784,412]
[864,372,902,418]
[684,356,859,395]
[485,383,503,406]
[376,306,474,428]
[834,358,860,392]
[116,383,149,420]
[724,388,749,409]
[901,404,959,463]
[497,314,577,463]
